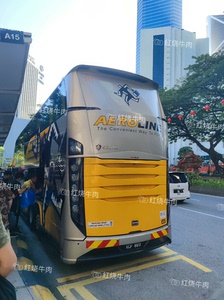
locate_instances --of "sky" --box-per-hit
[0,0,223,100]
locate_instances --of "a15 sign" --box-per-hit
[0,29,24,44]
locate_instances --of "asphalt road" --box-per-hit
[14,192,224,300]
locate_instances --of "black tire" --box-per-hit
[178,200,185,203]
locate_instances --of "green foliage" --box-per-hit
[160,50,224,175]
[192,178,224,189]
[178,146,193,158]
[186,172,200,185]
[0,147,3,166]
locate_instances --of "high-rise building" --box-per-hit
[135,0,213,165]
[139,26,209,89]
[136,0,182,73]
[16,55,41,119]
[3,55,44,163]
[136,0,209,89]
[207,15,224,54]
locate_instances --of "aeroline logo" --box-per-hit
[114,84,140,106]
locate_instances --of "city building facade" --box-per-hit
[136,0,182,74]
[207,14,224,54]
[138,26,209,89]
[3,55,44,164]
[135,0,223,167]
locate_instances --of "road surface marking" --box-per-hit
[17,239,28,250]
[31,285,57,300]
[57,247,176,283]
[17,256,33,266]
[179,255,212,273]
[57,254,212,300]
[178,207,224,220]
[57,256,182,300]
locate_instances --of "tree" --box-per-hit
[160,50,224,176]
[0,147,4,167]
[178,146,193,159]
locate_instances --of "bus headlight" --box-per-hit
[69,138,83,155]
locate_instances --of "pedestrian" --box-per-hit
[0,213,17,276]
[0,187,13,231]
[21,173,42,194]
[0,170,17,237]
[0,213,17,299]
[0,169,14,212]
[1,170,13,185]
[10,172,27,234]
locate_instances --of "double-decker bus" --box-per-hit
[15,65,171,264]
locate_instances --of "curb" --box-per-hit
[7,270,39,300]
[190,186,224,197]
[9,236,40,300]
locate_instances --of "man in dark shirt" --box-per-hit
[10,172,27,233]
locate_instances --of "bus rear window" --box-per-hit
[169,172,188,183]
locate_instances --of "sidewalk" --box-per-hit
[8,236,40,300]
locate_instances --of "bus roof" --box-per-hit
[66,65,159,90]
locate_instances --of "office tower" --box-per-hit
[136,0,209,89]
[139,26,208,89]
[136,0,182,73]
[136,0,211,165]
[207,15,224,54]
[3,55,44,162]
[16,55,41,119]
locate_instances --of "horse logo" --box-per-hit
[114,84,140,106]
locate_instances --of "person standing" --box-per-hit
[21,173,42,194]
[0,213,17,277]
[0,213,17,300]
[10,172,27,234]
[0,189,11,233]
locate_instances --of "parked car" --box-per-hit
[169,171,190,202]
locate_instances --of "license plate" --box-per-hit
[125,242,142,250]
[174,189,183,194]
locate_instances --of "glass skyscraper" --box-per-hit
[136,0,182,73]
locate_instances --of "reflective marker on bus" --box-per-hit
[14,65,171,264]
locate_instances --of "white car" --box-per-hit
[169,171,190,202]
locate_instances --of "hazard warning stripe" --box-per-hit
[151,228,169,240]
[86,239,119,249]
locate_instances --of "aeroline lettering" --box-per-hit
[94,115,161,132]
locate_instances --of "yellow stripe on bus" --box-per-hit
[105,240,118,247]
[88,241,103,248]
[152,232,160,239]
[161,229,168,235]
